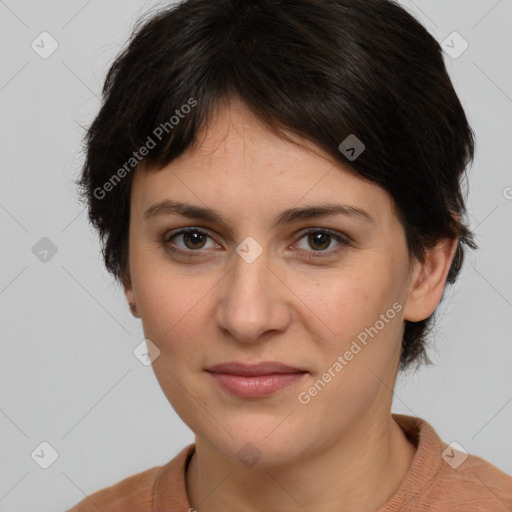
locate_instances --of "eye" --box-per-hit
[163,227,349,258]
[164,228,219,253]
[293,228,348,257]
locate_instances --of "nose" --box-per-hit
[215,244,291,343]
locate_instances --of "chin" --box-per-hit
[202,419,313,469]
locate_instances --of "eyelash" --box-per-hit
[163,227,350,259]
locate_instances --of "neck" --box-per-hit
[186,413,416,512]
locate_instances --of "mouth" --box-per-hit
[205,361,309,398]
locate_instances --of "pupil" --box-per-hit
[310,232,330,250]
[186,231,205,249]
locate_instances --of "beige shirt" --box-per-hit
[67,414,512,511]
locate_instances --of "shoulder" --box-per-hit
[65,465,162,512]
[386,414,512,511]
[430,452,512,510]
[65,444,195,512]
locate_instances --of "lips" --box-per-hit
[206,361,306,376]
[205,361,308,398]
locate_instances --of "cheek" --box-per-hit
[305,260,400,339]
[301,256,407,389]
[135,272,211,355]
[296,268,405,419]
[133,271,215,421]
[130,248,239,385]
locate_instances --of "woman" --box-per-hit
[68,0,512,510]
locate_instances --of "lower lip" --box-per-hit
[208,372,307,398]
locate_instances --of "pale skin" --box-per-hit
[123,98,458,512]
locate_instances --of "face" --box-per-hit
[124,100,425,467]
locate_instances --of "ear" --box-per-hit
[122,270,140,318]
[403,237,458,322]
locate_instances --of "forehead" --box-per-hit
[130,100,394,225]
[186,99,326,161]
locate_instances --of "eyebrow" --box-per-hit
[143,200,374,228]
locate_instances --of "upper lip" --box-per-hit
[206,361,306,376]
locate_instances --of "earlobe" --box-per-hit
[122,271,139,318]
[129,302,139,316]
[403,237,458,322]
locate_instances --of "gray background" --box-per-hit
[0,0,511,510]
